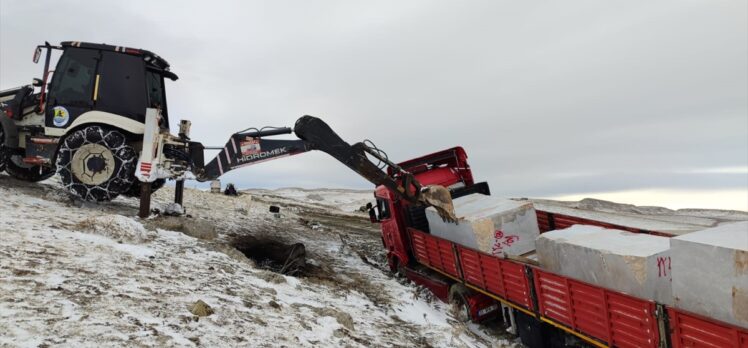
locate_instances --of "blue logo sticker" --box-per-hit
[52,106,70,127]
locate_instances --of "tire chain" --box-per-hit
[57,126,137,201]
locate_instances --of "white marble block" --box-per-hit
[425,194,540,256]
[536,225,673,304]
[671,221,748,329]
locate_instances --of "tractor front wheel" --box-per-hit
[1,126,55,180]
[56,126,137,201]
[5,156,56,182]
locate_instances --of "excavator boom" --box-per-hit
[186,115,457,221]
[293,116,457,222]
[198,130,309,181]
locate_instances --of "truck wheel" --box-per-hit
[388,255,407,277]
[449,284,472,323]
[121,179,167,198]
[4,156,56,182]
[56,126,137,202]
[514,309,556,348]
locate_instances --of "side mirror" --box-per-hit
[33,47,42,64]
[368,207,380,223]
[32,78,43,87]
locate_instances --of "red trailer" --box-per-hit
[368,147,748,348]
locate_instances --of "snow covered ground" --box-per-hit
[244,187,374,213]
[2,176,745,348]
[0,176,515,348]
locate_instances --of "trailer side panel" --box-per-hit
[457,245,533,309]
[669,308,748,348]
[534,269,659,348]
[410,228,460,277]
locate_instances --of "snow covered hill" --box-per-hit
[244,188,374,213]
[0,176,513,348]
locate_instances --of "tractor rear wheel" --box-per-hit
[56,126,137,201]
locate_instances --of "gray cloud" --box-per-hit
[1,1,746,198]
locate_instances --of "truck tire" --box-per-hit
[449,284,472,323]
[5,156,56,182]
[388,255,407,277]
[121,178,166,198]
[57,125,137,202]
[514,309,570,348]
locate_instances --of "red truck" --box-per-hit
[369,147,748,348]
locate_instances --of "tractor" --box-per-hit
[0,41,174,201]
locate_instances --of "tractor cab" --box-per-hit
[34,41,178,135]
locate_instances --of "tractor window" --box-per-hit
[145,71,165,109]
[48,48,98,107]
[145,70,169,128]
[96,51,147,122]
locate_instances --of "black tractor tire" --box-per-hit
[56,126,137,202]
[5,156,56,182]
[122,178,167,198]
[1,123,55,180]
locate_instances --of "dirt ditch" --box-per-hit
[231,235,307,276]
[144,201,397,311]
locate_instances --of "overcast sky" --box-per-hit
[1,1,746,210]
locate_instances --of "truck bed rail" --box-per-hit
[534,269,659,348]
[406,224,748,347]
[669,308,748,348]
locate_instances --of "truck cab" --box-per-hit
[372,146,477,269]
[370,147,498,322]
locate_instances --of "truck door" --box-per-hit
[377,195,409,267]
[377,197,396,246]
